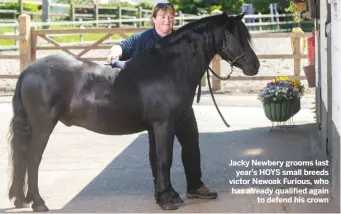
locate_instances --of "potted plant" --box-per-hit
[258,76,305,122]
[285,0,307,55]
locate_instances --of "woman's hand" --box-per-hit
[107,45,123,63]
[107,53,119,64]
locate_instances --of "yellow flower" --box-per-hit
[271,75,291,83]
[270,76,305,94]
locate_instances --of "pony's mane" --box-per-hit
[156,14,226,52]
[156,13,252,52]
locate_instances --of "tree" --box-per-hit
[56,0,100,4]
[169,0,290,14]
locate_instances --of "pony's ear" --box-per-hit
[236,12,245,20]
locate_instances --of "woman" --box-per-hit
[107,3,175,64]
[107,2,218,201]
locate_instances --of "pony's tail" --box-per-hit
[8,73,30,204]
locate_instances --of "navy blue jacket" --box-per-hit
[119,27,162,60]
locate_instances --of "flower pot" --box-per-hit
[295,2,306,10]
[263,101,294,122]
[303,65,316,87]
[293,98,301,115]
[293,0,307,10]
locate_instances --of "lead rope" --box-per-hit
[196,81,202,103]
[206,67,231,128]
[196,65,234,128]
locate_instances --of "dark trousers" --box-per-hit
[148,107,203,191]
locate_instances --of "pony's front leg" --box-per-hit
[153,121,177,210]
[148,129,184,205]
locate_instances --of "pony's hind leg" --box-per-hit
[22,93,59,211]
[25,120,57,212]
[9,69,60,212]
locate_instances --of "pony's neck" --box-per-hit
[166,28,220,91]
[185,42,216,89]
[186,36,217,87]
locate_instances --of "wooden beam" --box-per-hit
[0,74,20,79]
[0,34,23,40]
[39,35,77,57]
[0,55,22,59]
[228,76,307,81]
[36,28,148,36]
[31,26,37,61]
[77,33,113,57]
[251,32,312,38]
[257,54,307,59]
[211,55,221,90]
[83,57,106,61]
[18,14,31,72]
[36,45,112,50]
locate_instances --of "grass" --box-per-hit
[50,33,123,44]
[0,27,16,46]
[0,25,135,47]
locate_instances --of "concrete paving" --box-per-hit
[0,93,338,213]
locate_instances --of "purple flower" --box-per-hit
[258,79,302,103]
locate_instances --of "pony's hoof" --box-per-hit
[32,203,49,212]
[159,201,178,210]
[169,189,183,205]
[14,199,27,208]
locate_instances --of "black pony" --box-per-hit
[7,12,259,212]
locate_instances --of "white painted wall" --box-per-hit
[315,0,340,202]
[331,0,341,132]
